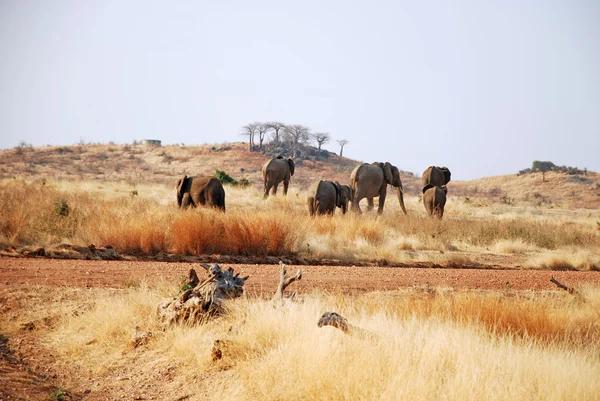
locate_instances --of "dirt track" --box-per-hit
[1,257,599,293]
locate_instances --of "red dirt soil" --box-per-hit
[1,257,599,293]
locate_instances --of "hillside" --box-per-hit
[0,142,422,194]
[1,142,599,208]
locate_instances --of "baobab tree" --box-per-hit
[266,121,286,143]
[240,123,258,151]
[312,132,331,151]
[255,122,270,149]
[284,124,311,152]
[337,139,349,157]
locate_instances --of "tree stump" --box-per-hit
[157,264,248,327]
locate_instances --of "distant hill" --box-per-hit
[1,142,598,208]
[0,142,420,193]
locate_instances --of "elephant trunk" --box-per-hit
[397,186,407,215]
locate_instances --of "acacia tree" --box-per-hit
[532,160,555,182]
[337,139,349,157]
[240,123,258,151]
[312,132,331,151]
[266,121,286,143]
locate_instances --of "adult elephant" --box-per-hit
[262,156,295,198]
[307,181,353,216]
[350,162,407,215]
[423,185,447,219]
[421,166,451,190]
[176,176,225,211]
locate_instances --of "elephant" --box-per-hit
[307,180,353,216]
[262,156,295,198]
[350,162,407,215]
[423,184,447,218]
[176,176,225,211]
[421,166,451,190]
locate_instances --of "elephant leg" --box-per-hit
[353,195,363,214]
[181,193,191,209]
[366,198,374,212]
[377,191,386,215]
[272,183,278,195]
[283,180,289,196]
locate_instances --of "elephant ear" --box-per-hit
[423,183,434,194]
[288,158,295,176]
[177,175,188,195]
[441,167,451,184]
[383,162,394,185]
[333,181,342,207]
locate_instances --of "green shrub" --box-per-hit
[215,170,238,185]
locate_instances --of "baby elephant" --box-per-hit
[177,175,225,211]
[307,180,353,216]
[423,185,447,219]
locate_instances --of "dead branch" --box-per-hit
[550,276,576,294]
[157,264,248,327]
[272,261,302,305]
[317,311,373,339]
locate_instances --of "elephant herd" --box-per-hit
[176,156,451,219]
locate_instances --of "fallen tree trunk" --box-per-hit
[157,263,248,327]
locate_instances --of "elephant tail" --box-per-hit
[307,196,316,217]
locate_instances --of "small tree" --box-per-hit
[337,139,349,157]
[312,132,331,151]
[532,160,555,182]
[266,121,286,143]
[240,123,258,151]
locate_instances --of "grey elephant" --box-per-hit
[177,176,225,211]
[422,166,451,190]
[262,156,295,198]
[350,162,407,215]
[307,180,353,216]
[423,184,447,218]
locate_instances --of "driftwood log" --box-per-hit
[157,263,248,327]
[272,261,302,305]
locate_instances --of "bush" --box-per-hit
[215,170,238,185]
[55,199,70,217]
[239,178,250,188]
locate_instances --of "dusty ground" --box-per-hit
[1,257,600,293]
[1,257,600,400]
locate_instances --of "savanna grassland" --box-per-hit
[1,142,600,400]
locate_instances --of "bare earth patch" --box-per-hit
[1,257,600,293]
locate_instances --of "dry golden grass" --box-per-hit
[529,249,600,271]
[28,284,600,400]
[1,179,599,267]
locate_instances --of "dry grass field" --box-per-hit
[2,282,600,400]
[1,174,599,270]
[1,142,600,400]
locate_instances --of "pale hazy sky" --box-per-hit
[1,1,598,179]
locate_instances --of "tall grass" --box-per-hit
[1,180,598,265]
[42,285,600,400]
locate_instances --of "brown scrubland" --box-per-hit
[1,142,600,400]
